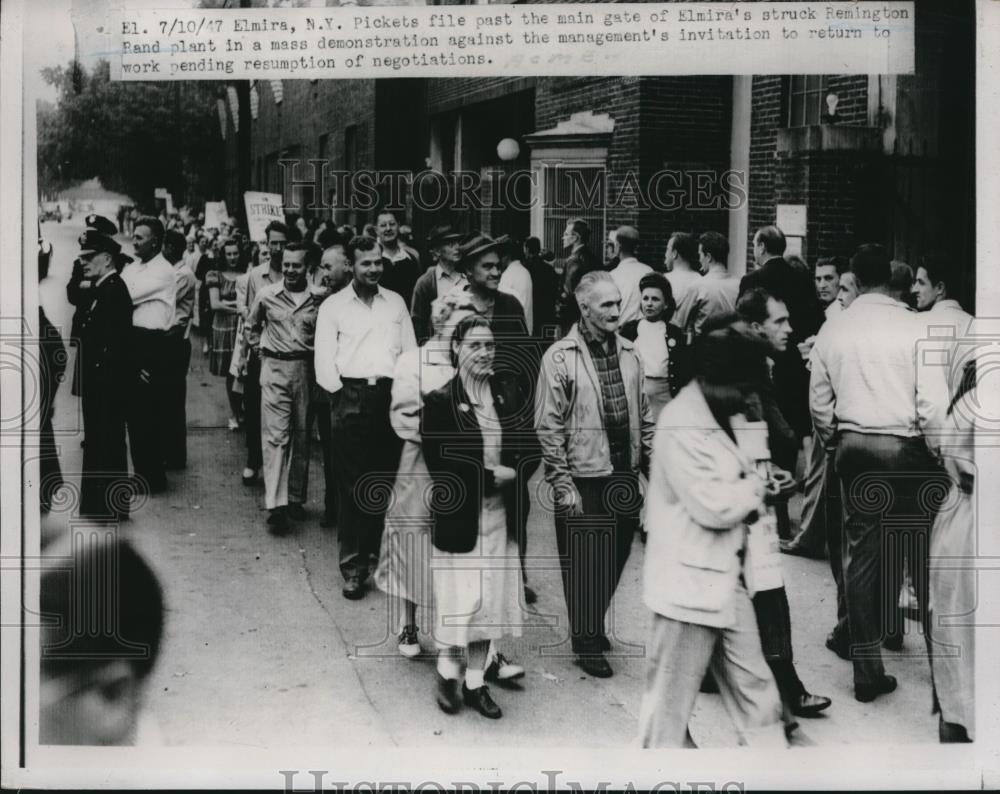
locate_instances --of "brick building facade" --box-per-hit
[220,0,975,306]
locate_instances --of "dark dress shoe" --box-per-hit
[939,719,971,743]
[342,576,364,600]
[791,692,832,717]
[599,636,611,652]
[575,655,613,678]
[855,674,898,703]
[523,584,537,605]
[267,508,288,535]
[825,632,850,661]
[462,684,502,719]
[436,675,461,715]
[883,634,904,652]
[287,502,306,520]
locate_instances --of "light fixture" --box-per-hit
[825,92,839,121]
[496,138,520,162]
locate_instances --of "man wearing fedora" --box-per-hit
[452,231,541,604]
[122,216,176,494]
[74,223,134,520]
[410,224,465,344]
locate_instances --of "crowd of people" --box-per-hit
[40,208,978,747]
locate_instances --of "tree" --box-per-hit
[36,59,227,209]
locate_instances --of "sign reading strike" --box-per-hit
[204,200,229,230]
[244,192,284,242]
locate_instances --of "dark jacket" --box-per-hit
[557,245,601,333]
[380,252,422,311]
[524,254,560,342]
[619,318,693,398]
[76,272,133,405]
[421,373,539,553]
[740,256,823,438]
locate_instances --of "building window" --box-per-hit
[541,164,606,260]
[786,75,830,127]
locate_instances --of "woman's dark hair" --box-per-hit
[693,326,760,441]
[449,314,492,368]
[638,272,676,322]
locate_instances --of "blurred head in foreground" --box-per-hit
[39,536,164,745]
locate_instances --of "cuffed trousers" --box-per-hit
[260,357,311,510]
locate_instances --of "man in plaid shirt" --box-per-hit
[536,270,654,679]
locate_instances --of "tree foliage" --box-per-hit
[37,59,227,209]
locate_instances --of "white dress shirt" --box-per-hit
[918,298,975,399]
[665,267,701,314]
[809,292,949,445]
[314,283,417,393]
[120,252,176,330]
[498,259,533,333]
[610,257,653,325]
[171,262,197,338]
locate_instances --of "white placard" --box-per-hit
[776,204,807,237]
[203,199,229,230]
[243,191,284,242]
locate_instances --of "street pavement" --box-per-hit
[36,215,940,749]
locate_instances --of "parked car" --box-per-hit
[40,202,62,223]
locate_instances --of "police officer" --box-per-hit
[75,225,134,520]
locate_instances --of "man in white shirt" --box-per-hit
[410,224,465,344]
[122,216,177,494]
[315,235,417,599]
[242,221,288,484]
[609,226,652,325]
[912,253,975,401]
[498,239,534,333]
[662,232,702,314]
[674,231,740,341]
[161,229,197,471]
[809,244,949,704]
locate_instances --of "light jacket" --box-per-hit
[642,381,766,629]
[535,323,653,492]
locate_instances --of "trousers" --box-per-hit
[637,589,786,748]
[260,357,311,510]
[835,431,944,686]
[332,379,400,581]
[126,329,167,490]
[554,474,638,655]
[793,432,838,555]
[161,334,191,468]
[244,352,263,471]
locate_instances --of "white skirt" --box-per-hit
[430,492,525,648]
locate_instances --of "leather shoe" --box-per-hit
[266,508,288,535]
[855,675,897,703]
[599,636,612,652]
[436,674,461,714]
[287,502,306,521]
[462,683,502,719]
[342,576,364,600]
[825,632,850,661]
[575,655,613,678]
[791,692,832,717]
